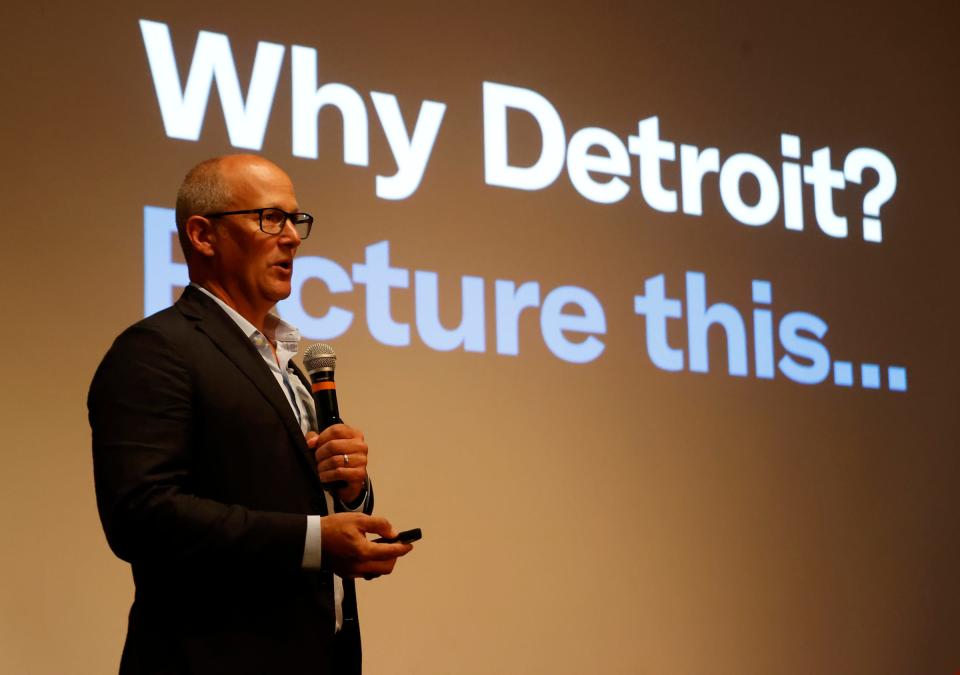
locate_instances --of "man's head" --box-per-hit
[175,154,308,327]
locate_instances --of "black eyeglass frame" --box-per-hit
[204,208,314,239]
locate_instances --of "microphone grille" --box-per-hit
[303,343,337,373]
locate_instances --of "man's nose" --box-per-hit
[279,217,302,246]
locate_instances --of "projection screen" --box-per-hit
[2,2,958,673]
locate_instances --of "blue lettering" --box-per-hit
[778,311,830,384]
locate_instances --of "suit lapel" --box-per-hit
[176,286,323,492]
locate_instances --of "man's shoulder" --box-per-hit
[115,301,191,344]
[89,291,223,398]
[118,287,219,340]
[140,301,186,327]
[98,290,216,363]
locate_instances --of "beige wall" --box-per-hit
[1,2,958,673]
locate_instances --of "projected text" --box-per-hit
[140,19,898,242]
[144,207,906,390]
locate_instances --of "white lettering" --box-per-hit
[566,127,631,204]
[291,45,369,165]
[139,19,283,149]
[482,81,566,191]
[371,92,446,200]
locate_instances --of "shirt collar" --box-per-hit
[191,283,301,365]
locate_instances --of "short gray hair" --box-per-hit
[174,158,233,258]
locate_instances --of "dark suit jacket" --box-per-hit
[89,285,367,675]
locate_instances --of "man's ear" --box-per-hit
[185,215,217,258]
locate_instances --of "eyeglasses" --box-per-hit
[204,208,314,239]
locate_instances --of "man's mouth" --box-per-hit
[273,260,293,271]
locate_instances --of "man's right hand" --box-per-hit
[320,512,413,578]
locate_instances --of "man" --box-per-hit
[88,154,413,674]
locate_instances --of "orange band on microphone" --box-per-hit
[312,382,336,392]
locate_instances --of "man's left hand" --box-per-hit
[307,424,368,504]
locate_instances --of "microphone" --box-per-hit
[303,343,345,491]
[303,342,343,431]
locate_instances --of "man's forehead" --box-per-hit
[221,155,291,186]
[221,157,297,205]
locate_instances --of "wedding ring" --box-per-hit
[343,454,349,466]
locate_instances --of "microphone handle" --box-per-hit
[314,391,343,430]
[310,371,347,491]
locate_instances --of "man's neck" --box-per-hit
[194,280,270,334]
